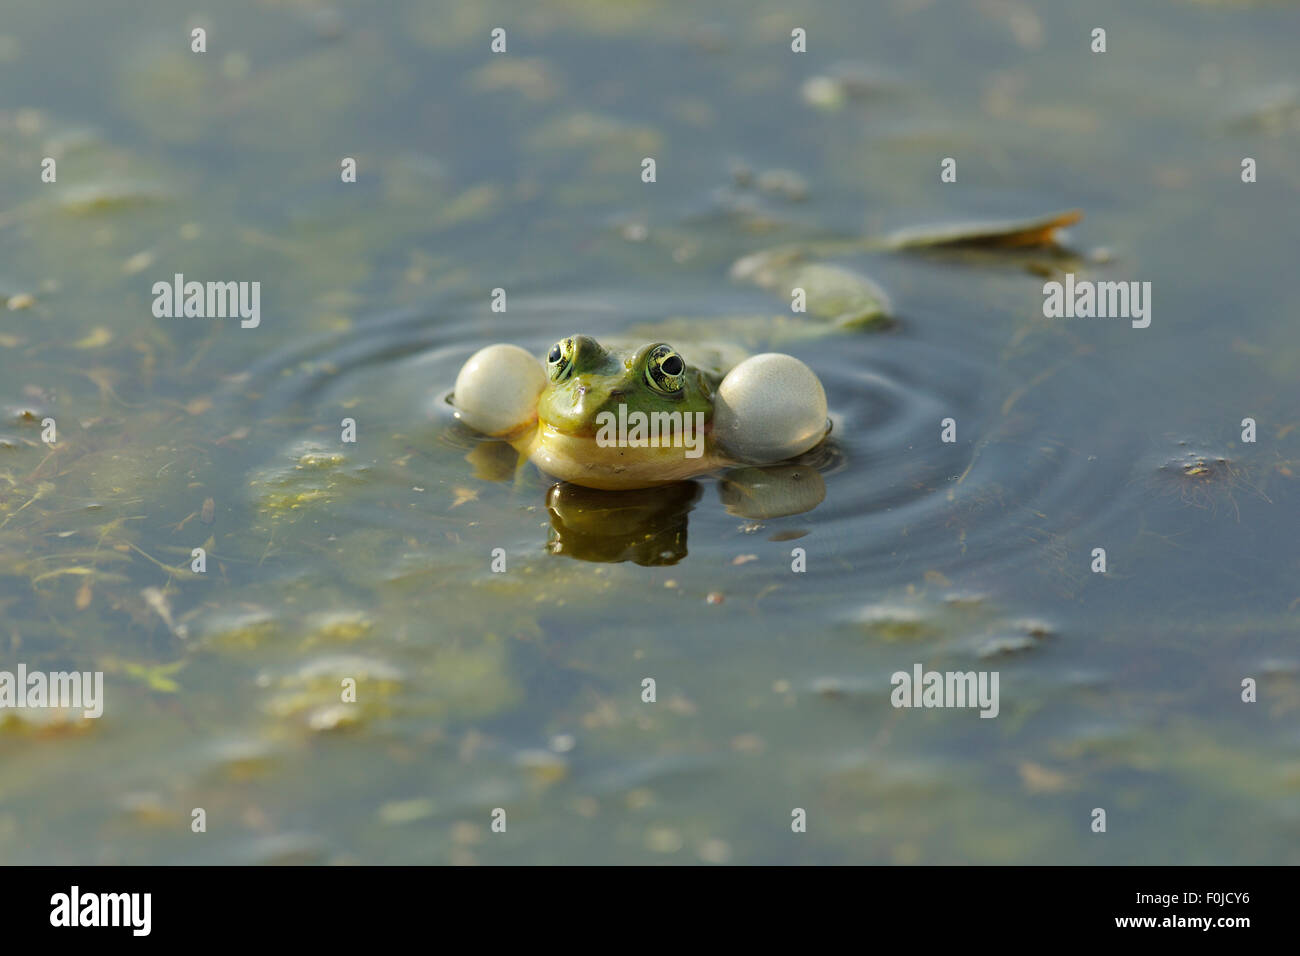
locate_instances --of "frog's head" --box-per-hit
[529,336,719,488]
[537,336,714,435]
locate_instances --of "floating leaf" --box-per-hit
[786,263,892,328]
[883,209,1082,250]
[732,249,892,330]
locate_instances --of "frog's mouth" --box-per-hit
[537,412,712,453]
[524,418,718,490]
[537,417,600,440]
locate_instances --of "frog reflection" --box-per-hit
[544,462,827,565]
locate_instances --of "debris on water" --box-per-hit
[470,57,563,102]
[200,608,279,651]
[307,704,360,732]
[882,209,1083,250]
[850,603,933,641]
[706,591,724,605]
[1018,761,1069,794]
[812,677,845,698]
[789,263,892,328]
[116,659,185,693]
[731,249,892,330]
[141,587,187,639]
[1011,618,1055,639]
[801,61,900,111]
[57,181,171,213]
[378,798,436,826]
[755,168,809,201]
[122,250,155,275]
[450,485,479,508]
[516,749,568,784]
[295,449,348,469]
[303,610,373,644]
[977,635,1037,658]
[1228,83,1300,132]
[203,738,279,781]
[620,220,649,242]
[293,654,404,685]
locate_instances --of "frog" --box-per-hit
[451,334,830,491]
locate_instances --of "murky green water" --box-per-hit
[2,0,1298,864]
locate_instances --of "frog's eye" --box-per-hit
[645,344,686,394]
[547,338,575,382]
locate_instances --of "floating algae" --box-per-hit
[730,248,892,330]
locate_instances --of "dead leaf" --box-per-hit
[885,209,1083,250]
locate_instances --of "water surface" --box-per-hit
[1,0,1298,864]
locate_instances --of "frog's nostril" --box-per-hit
[608,388,627,398]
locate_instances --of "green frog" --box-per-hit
[452,335,830,491]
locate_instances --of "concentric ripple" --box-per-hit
[217,287,1145,591]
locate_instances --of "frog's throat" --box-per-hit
[513,421,726,490]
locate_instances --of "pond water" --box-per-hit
[1,0,1298,864]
